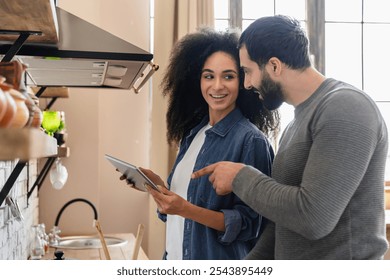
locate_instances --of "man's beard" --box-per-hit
[256,71,284,110]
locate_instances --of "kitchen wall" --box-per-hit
[0,160,39,259]
[38,0,166,259]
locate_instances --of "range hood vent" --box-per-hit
[0,4,155,90]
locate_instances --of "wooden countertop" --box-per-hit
[43,233,148,260]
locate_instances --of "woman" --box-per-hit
[132,28,278,260]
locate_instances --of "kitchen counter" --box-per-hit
[42,233,148,260]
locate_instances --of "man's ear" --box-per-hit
[268,57,282,76]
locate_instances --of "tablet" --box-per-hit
[105,154,160,192]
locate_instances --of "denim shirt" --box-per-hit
[160,108,274,259]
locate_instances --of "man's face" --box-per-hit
[239,45,285,110]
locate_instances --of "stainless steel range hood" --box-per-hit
[0,5,155,90]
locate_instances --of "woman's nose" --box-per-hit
[213,77,224,90]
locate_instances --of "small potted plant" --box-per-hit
[42,110,67,146]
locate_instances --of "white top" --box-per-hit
[165,124,211,259]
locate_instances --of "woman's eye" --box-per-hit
[203,74,213,79]
[224,74,238,81]
[224,74,236,80]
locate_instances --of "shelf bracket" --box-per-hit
[0,161,27,206]
[45,97,58,110]
[27,147,69,202]
[0,30,42,62]
[27,157,57,201]
[34,86,47,98]
[35,86,58,109]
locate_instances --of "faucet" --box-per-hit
[49,198,98,245]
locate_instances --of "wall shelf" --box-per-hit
[0,128,57,161]
[0,0,58,44]
[57,146,70,158]
[0,128,58,206]
[31,87,69,98]
[31,86,69,110]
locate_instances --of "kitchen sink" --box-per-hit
[51,235,128,250]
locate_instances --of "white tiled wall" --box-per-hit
[0,160,39,260]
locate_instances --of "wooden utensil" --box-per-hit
[131,224,145,260]
[94,219,111,260]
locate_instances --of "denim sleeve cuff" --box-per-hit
[158,210,167,222]
[217,209,242,244]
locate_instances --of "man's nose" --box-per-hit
[243,76,252,90]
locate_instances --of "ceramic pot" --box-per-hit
[26,87,43,128]
[20,89,36,127]
[8,89,29,128]
[30,106,43,128]
[0,88,6,122]
[0,83,17,128]
[0,61,26,91]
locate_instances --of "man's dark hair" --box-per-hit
[239,15,311,69]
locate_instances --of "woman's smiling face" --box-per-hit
[200,51,239,124]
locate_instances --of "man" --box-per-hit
[191,15,389,259]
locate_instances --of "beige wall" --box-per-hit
[39,0,166,259]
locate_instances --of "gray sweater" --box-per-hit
[233,78,389,259]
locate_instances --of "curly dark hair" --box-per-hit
[161,27,279,145]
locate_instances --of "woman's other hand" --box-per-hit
[139,167,166,187]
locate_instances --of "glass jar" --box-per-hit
[30,225,44,260]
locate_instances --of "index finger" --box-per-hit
[191,163,217,179]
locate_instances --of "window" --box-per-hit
[325,0,390,102]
